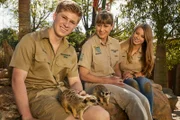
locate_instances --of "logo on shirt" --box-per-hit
[61,53,71,58]
[94,46,101,55]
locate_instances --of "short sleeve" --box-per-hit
[9,34,34,71]
[78,41,93,70]
[67,48,79,78]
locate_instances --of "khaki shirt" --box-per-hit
[10,28,78,91]
[119,40,143,74]
[78,34,120,77]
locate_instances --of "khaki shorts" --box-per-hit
[29,88,69,120]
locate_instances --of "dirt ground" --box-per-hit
[172,96,180,120]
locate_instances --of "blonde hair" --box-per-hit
[127,24,154,77]
[55,0,82,18]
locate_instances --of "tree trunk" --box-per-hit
[19,0,31,40]
[2,40,13,68]
[102,0,106,10]
[175,64,180,95]
[91,7,97,27]
[154,44,168,87]
[168,66,176,92]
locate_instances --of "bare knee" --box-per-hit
[83,106,110,120]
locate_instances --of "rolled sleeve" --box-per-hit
[68,50,79,78]
[78,41,92,70]
[9,34,34,72]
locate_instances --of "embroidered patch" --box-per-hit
[94,46,101,55]
[61,53,71,58]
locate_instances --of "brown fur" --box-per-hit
[58,89,98,120]
[93,85,111,106]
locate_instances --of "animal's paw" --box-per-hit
[74,115,79,119]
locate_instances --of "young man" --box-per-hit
[10,1,110,120]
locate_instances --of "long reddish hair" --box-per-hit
[127,24,154,77]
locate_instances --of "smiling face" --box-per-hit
[53,11,80,38]
[95,23,113,41]
[95,10,114,42]
[132,27,145,46]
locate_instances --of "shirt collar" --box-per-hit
[39,27,70,47]
[40,28,49,39]
[123,41,142,54]
[138,46,142,53]
[94,34,112,46]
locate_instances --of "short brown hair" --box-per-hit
[95,10,114,25]
[55,0,82,18]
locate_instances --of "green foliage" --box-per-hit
[166,39,180,70]
[120,0,180,43]
[0,28,18,49]
[66,30,86,51]
[31,0,58,31]
[0,0,7,4]
[120,0,180,69]
[111,21,136,41]
[1,0,58,31]
[79,0,93,31]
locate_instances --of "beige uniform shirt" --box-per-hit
[78,34,120,77]
[10,28,78,91]
[119,40,143,74]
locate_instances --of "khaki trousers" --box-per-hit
[85,83,152,120]
[28,88,69,120]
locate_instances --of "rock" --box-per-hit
[102,102,128,120]
[102,83,174,120]
[0,69,9,79]
[0,79,176,120]
[162,88,178,111]
[0,85,20,120]
[152,84,173,120]
[0,78,11,86]
[152,83,162,91]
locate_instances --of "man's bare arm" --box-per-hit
[12,68,37,120]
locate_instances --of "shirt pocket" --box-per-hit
[120,52,127,63]
[32,54,51,77]
[55,57,71,80]
[133,54,142,63]
[93,54,108,72]
[34,54,50,67]
[35,54,50,63]
[111,50,119,66]
[55,59,71,69]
